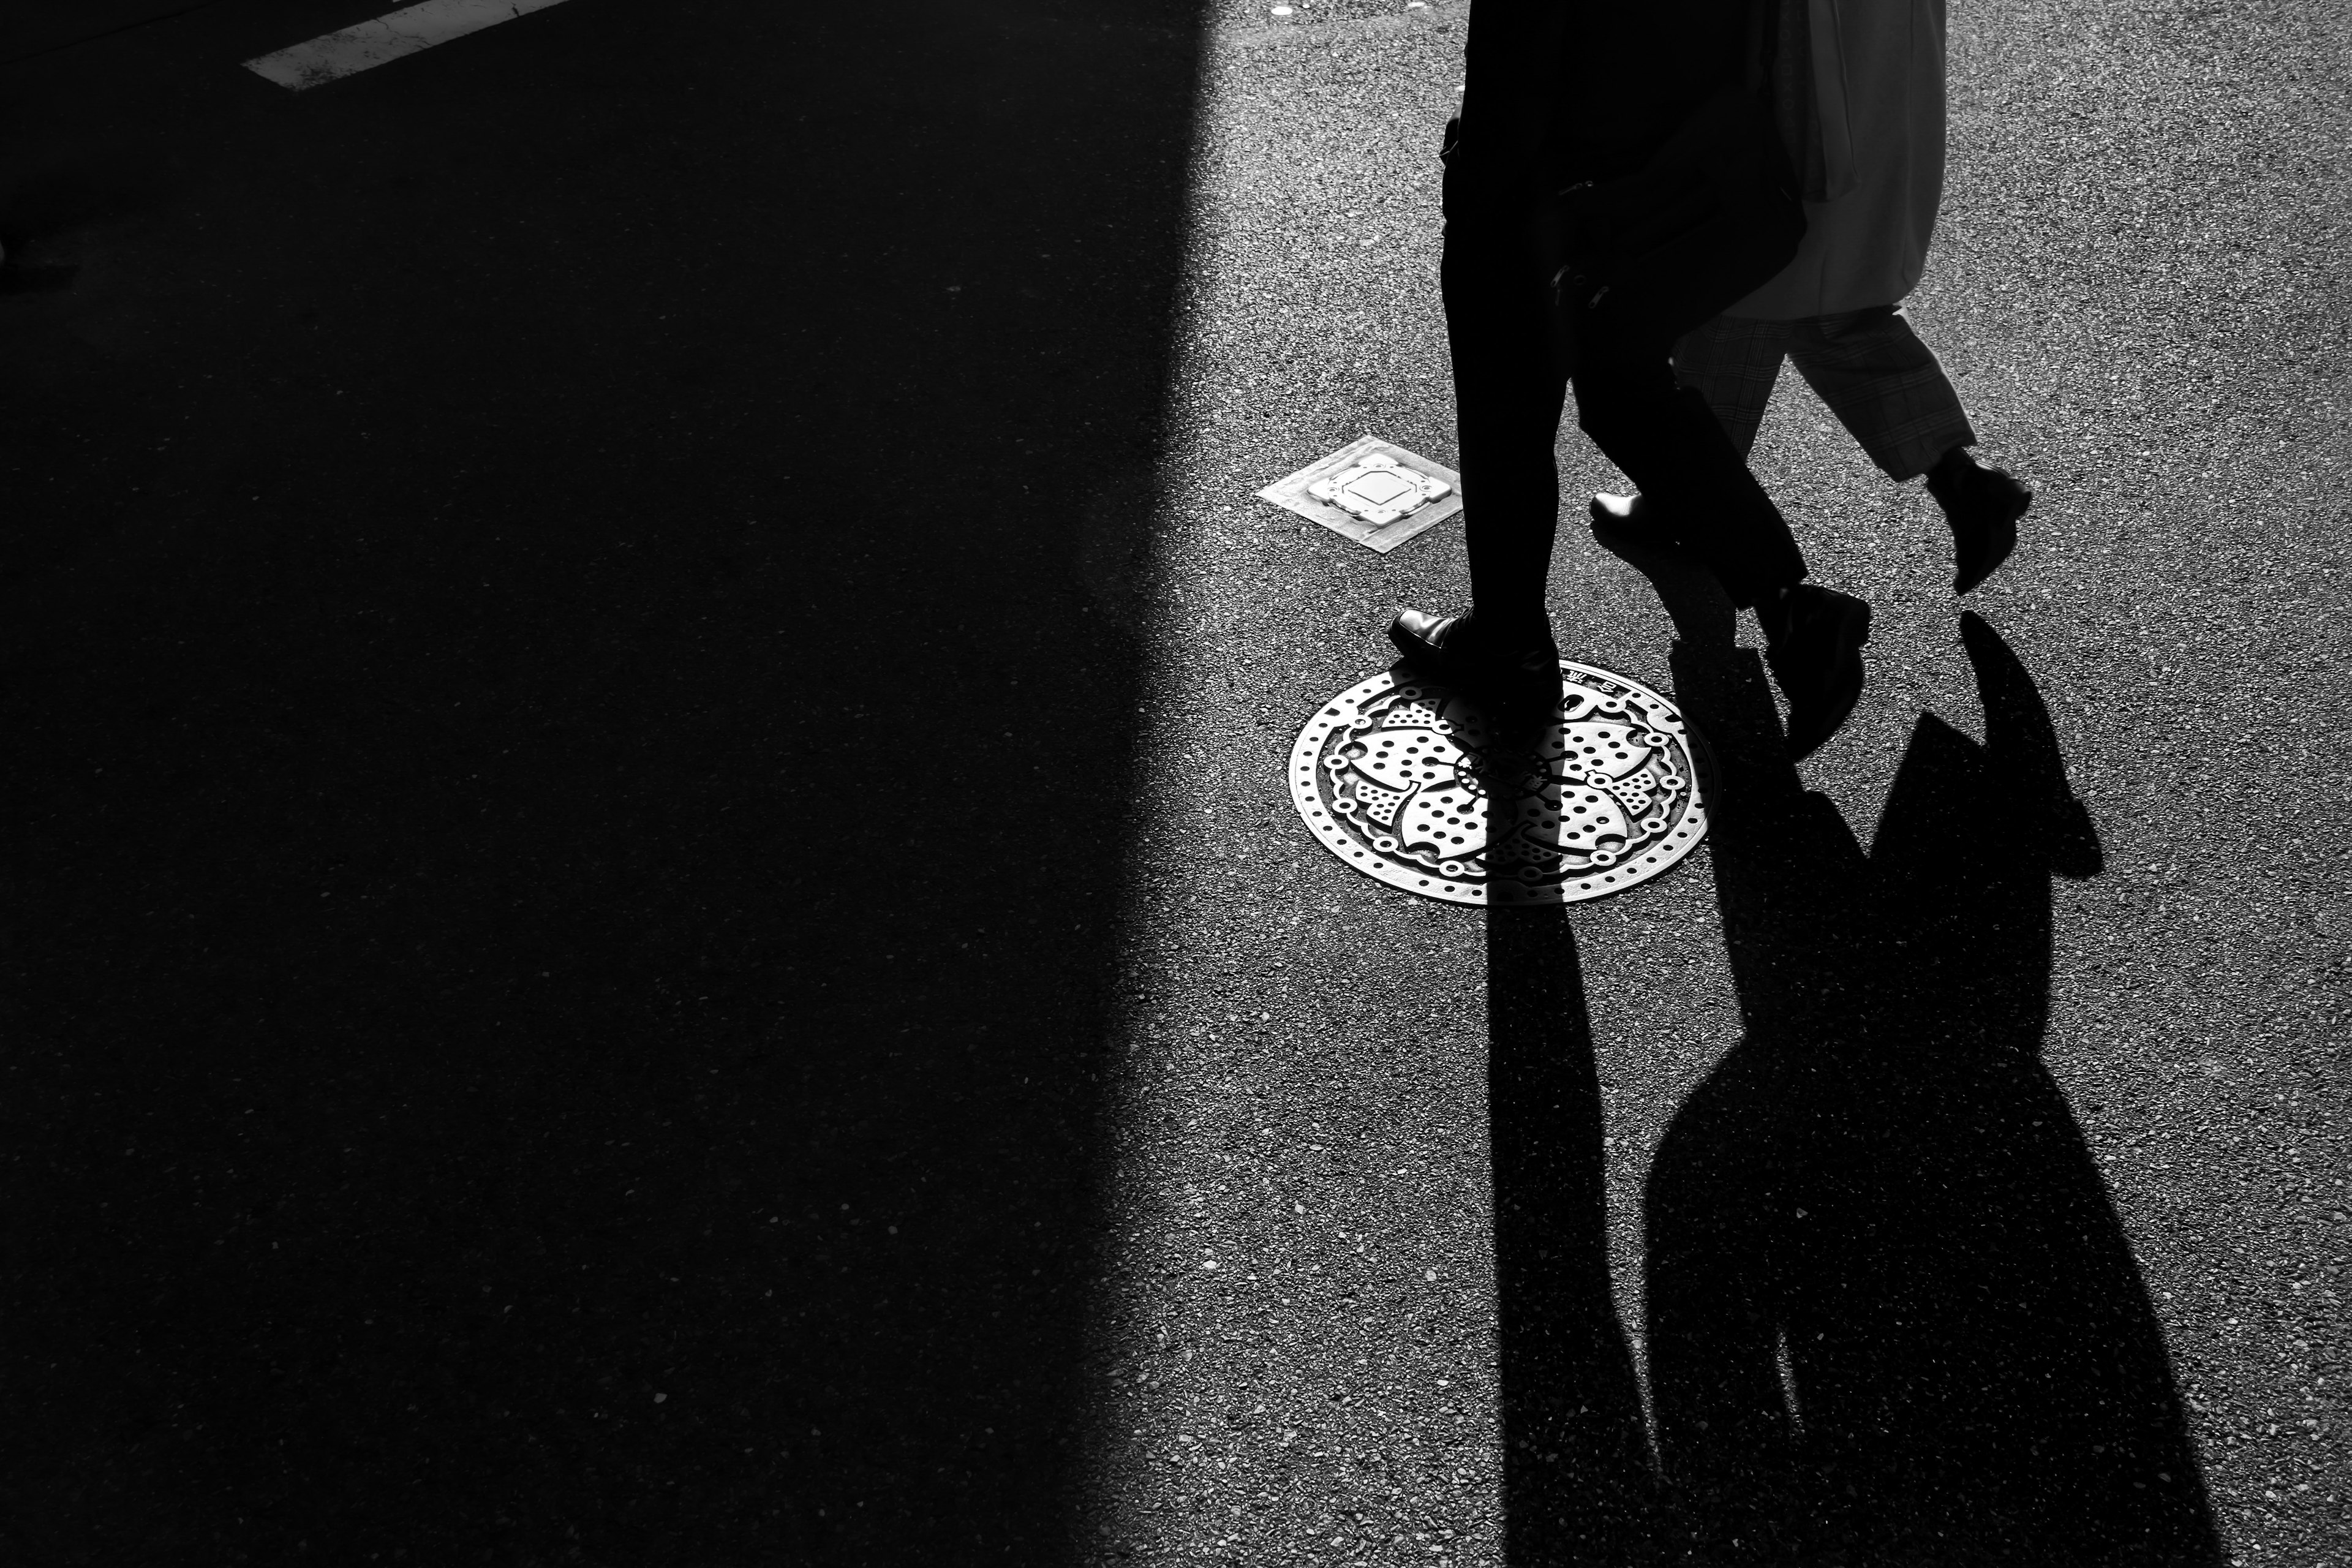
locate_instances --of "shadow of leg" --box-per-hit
[1640,633,1865,1566]
[1487,905,1660,1566]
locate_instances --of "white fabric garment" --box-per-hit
[1732,0,1946,319]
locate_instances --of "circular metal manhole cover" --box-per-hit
[1289,661,1715,907]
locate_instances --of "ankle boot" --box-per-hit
[1761,584,1872,760]
[1926,450,2030,594]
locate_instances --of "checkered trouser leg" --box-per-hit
[1785,307,1978,481]
[1674,307,1980,482]
[1669,315,1792,462]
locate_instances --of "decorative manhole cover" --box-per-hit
[1289,661,1714,906]
[1258,436,1463,554]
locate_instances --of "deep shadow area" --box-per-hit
[0,2,1200,1562]
[1618,532,2220,1562]
[4,0,222,67]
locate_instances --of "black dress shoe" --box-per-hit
[1588,491,1684,552]
[1926,459,2030,594]
[1761,584,1872,760]
[1387,608,1563,718]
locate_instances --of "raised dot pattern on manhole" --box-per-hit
[1289,662,1715,905]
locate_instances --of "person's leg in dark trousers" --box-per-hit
[1434,188,1808,628]
[1442,200,1570,645]
[1384,137,1572,717]
[1565,296,1806,614]
[1584,314,1791,556]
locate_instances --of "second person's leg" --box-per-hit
[1670,314,1793,461]
[1567,296,1871,758]
[1787,306,2029,593]
[1588,314,1788,546]
[1569,300,1805,614]
[1785,306,1973,482]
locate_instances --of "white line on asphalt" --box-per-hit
[244,0,573,90]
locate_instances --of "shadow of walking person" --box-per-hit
[1635,595,2222,1566]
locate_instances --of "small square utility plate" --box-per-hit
[1257,435,1462,554]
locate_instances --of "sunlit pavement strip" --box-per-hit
[1080,0,2351,1563]
[244,0,571,89]
[1080,10,1538,1562]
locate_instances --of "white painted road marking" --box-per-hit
[245,0,574,90]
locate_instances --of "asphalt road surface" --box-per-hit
[1,0,2344,1564]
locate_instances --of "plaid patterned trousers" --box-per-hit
[1670,306,1977,482]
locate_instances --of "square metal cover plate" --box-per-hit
[1258,436,1462,554]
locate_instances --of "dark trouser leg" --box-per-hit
[1566,297,1807,611]
[1440,208,1569,632]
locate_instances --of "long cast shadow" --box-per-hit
[1618,537,2220,1562]
[1488,901,1662,1566]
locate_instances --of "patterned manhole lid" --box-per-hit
[1290,661,1715,906]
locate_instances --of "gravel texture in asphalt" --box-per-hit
[1082,0,2347,1563]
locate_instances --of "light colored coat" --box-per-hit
[1730,0,1948,319]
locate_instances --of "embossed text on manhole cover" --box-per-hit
[1258,436,1461,554]
[1289,662,1714,905]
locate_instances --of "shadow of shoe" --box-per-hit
[1960,609,2101,881]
